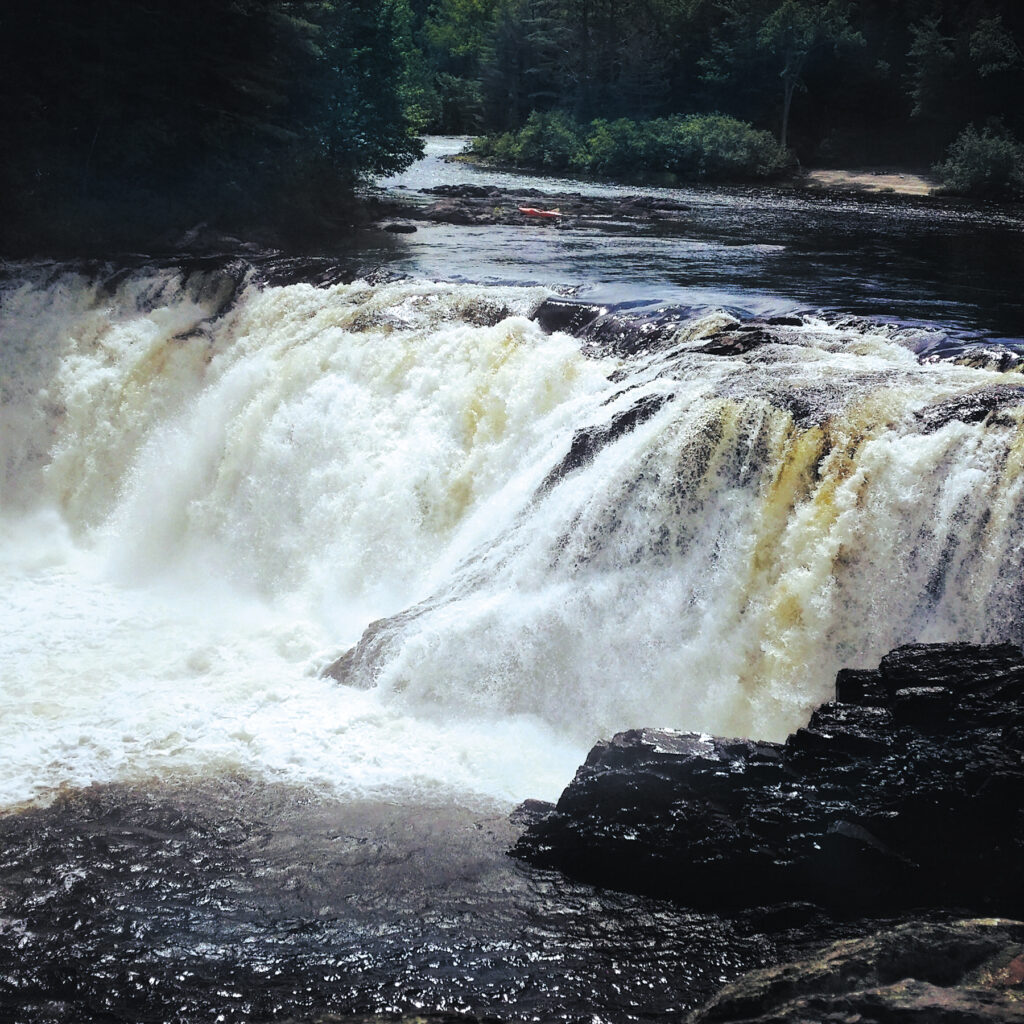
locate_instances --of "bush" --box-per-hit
[582,119,646,176]
[511,111,586,171]
[665,115,790,180]
[472,113,790,183]
[935,124,1024,197]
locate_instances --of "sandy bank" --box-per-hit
[803,168,939,196]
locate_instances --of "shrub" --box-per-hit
[935,124,1024,197]
[667,114,790,180]
[510,111,586,171]
[582,119,646,176]
[472,113,790,182]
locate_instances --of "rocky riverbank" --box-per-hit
[508,642,1024,1021]
[512,643,1024,914]
[369,177,1000,235]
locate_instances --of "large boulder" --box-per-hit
[512,644,1024,914]
[688,918,1024,1023]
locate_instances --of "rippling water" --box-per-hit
[1,139,1023,1023]
[378,137,1024,345]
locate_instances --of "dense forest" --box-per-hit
[0,0,422,249]
[1,0,1022,250]
[418,0,1024,183]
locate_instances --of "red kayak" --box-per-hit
[518,206,562,218]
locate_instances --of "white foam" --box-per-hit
[2,266,1023,810]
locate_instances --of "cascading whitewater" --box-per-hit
[2,263,1023,807]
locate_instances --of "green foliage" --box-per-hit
[583,120,647,177]
[756,0,864,146]
[425,0,496,60]
[970,16,1021,78]
[934,124,1024,198]
[514,111,587,170]
[471,110,583,169]
[907,17,957,120]
[421,1,1024,177]
[473,113,791,182]
[435,74,486,132]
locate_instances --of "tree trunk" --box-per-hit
[781,76,795,149]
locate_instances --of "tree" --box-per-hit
[757,0,864,149]
[0,0,422,248]
[906,15,956,120]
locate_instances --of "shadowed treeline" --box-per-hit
[415,0,1024,179]
[0,0,422,251]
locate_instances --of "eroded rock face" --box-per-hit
[512,643,1024,915]
[688,918,1024,1024]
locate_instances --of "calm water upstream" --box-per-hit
[376,137,1024,346]
[1,137,1023,1023]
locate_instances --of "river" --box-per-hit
[1,138,1023,1022]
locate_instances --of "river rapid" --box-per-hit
[2,138,1024,1022]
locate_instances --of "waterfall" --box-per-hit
[2,262,1022,807]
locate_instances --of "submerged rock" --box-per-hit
[512,643,1024,915]
[689,918,1024,1023]
[379,221,418,234]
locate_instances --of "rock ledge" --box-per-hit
[512,643,1024,915]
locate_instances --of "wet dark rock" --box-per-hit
[533,298,792,363]
[423,184,502,198]
[380,221,418,234]
[512,643,1024,915]
[835,667,889,706]
[423,199,496,226]
[510,798,557,828]
[323,615,399,686]
[689,918,1024,1023]
[532,298,607,336]
[0,777,776,1024]
[917,384,1024,433]
[891,686,953,728]
[877,642,1024,700]
[539,393,672,493]
[355,266,411,287]
[250,256,358,289]
[696,325,775,356]
[621,195,692,212]
[581,306,698,357]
